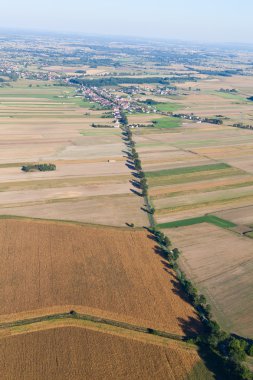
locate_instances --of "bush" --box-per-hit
[21,163,56,172]
[246,344,253,357]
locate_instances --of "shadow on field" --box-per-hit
[122,149,131,158]
[125,162,135,170]
[153,244,170,260]
[171,278,192,304]
[130,179,141,189]
[130,188,142,197]
[178,317,225,378]
[141,207,150,213]
[147,230,224,379]
[151,242,202,336]
[131,171,141,179]
[160,259,175,275]
[145,231,200,333]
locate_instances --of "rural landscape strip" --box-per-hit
[0,311,185,342]
[1,33,253,379]
[145,163,231,178]
[122,122,253,380]
[158,215,237,229]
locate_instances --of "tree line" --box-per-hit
[148,225,253,380]
[123,123,253,380]
[70,77,172,87]
[21,163,56,172]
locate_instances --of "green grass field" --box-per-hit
[152,117,181,129]
[146,163,231,178]
[155,103,182,113]
[158,215,236,229]
[148,168,243,188]
[213,91,246,102]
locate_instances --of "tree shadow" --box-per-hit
[131,171,140,179]
[125,222,134,227]
[126,162,135,170]
[153,244,169,260]
[171,279,193,304]
[231,333,253,345]
[195,341,225,380]
[130,179,141,189]
[124,142,133,148]
[146,233,157,242]
[147,231,202,333]
[177,316,202,337]
[122,149,131,156]
[130,188,142,197]
[146,229,224,379]
[178,318,224,378]
[160,259,175,275]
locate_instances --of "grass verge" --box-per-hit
[146,163,231,178]
[155,103,182,113]
[158,215,236,229]
[153,117,182,128]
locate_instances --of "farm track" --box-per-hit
[0,311,188,342]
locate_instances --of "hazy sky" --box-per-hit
[1,0,253,43]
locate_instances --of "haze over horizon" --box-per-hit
[1,0,253,45]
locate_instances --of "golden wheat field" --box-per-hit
[0,217,201,336]
[0,325,213,380]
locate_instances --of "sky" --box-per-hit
[1,0,253,44]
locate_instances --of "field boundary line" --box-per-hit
[0,311,192,342]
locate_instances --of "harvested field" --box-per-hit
[158,215,236,229]
[156,195,253,225]
[150,175,253,198]
[213,205,253,226]
[0,325,213,380]
[134,122,253,226]
[0,194,147,227]
[0,218,201,336]
[155,183,253,211]
[0,83,147,226]
[167,224,253,338]
[146,163,231,178]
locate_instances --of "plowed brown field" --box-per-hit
[0,325,212,380]
[0,218,200,336]
[168,223,253,338]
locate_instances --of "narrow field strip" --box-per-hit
[156,193,253,215]
[0,319,196,353]
[148,167,244,187]
[0,175,129,192]
[150,178,253,199]
[0,311,186,342]
[146,163,231,178]
[158,215,236,229]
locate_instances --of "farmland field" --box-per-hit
[1,32,253,378]
[0,323,213,380]
[153,117,182,129]
[0,218,201,336]
[0,82,147,227]
[167,224,253,338]
[135,123,253,225]
[132,75,253,341]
